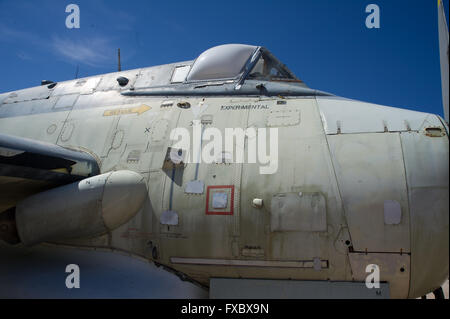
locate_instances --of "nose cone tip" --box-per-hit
[101,170,148,230]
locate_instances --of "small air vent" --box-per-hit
[177,102,191,109]
[116,76,129,87]
[425,127,445,137]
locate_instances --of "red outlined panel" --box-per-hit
[205,185,234,215]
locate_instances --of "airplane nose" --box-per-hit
[400,120,449,298]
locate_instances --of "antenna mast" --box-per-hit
[118,48,121,72]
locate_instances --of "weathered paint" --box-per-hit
[0,44,448,298]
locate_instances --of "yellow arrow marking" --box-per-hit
[103,104,151,117]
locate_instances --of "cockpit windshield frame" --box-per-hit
[253,48,300,82]
[183,44,302,87]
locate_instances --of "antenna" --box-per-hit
[118,48,121,72]
[74,65,79,79]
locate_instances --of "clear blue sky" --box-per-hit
[0,0,448,116]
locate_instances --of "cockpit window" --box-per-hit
[247,50,298,82]
[186,44,257,82]
[185,44,302,84]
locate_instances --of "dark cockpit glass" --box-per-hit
[247,50,299,82]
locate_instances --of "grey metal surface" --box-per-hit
[121,80,330,97]
[401,131,449,298]
[210,278,389,299]
[316,96,442,134]
[15,171,147,246]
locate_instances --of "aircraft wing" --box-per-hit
[0,133,100,213]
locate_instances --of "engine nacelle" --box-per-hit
[15,170,147,246]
